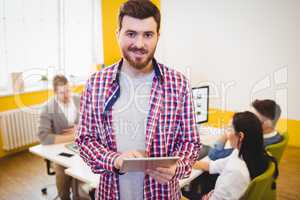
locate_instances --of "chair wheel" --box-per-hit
[41,188,47,195]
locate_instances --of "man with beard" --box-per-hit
[76,1,201,200]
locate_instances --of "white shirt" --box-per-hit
[263,130,278,139]
[209,149,251,200]
[56,96,77,126]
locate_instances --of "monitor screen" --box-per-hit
[192,86,209,124]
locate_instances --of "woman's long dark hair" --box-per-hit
[232,111,278,180]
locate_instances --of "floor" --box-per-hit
[0,151,56,200]
[276,146,300,200]
[0,146,299,200]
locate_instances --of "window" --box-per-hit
[0,0,103,91]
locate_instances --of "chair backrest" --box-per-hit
[260,132,289,200]
[240,162,275,200]
[265,132,289,163]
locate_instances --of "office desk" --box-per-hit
[64,157,209,189]
[29,143,82,168]
[30,143,205,188]
[30,143,98,200]
[30,126,224,192]
[65,161,99,188]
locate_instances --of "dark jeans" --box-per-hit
[89,188,95,200]
[182,172,219,200]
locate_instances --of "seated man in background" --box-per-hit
[37,74,80,200]
[208,99,283,160]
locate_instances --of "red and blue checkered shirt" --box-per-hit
[76,59,201,200]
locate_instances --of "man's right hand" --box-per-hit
[62,126,76,135]
[114,150,146,170]
[53,126,76,144]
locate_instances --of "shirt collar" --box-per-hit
[263,130,278,139]
[111,58,163,83]
[55,95,74,108]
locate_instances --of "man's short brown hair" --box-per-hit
[118,0,161,33]
[53,74,68,92]
[252,99,281,126]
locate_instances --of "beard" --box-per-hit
[122,45,156,70]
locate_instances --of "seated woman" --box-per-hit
[208,99,283,161]
[193,111,278,200]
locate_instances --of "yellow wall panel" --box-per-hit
[204,108,234,128]
[277,119,300,147]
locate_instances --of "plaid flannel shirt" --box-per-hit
[76,59,201,200]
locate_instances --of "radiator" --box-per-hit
[0,105,42,150]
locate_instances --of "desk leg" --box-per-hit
[72,178,80,200]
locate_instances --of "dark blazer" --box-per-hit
[37,95,80,145]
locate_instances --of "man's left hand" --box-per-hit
[146,164,177,184]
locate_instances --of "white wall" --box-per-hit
[157,0,300,120]
[64,0,103,77]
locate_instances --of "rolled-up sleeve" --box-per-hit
[209,156,231,175]
[172,79,201,180]
[75,77,121,174]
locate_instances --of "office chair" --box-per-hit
[265,132,289,163]
[239,162,275,200]
[260,132,289,200]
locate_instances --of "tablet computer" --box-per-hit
[120,156,180,172]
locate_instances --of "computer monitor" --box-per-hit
[192,86,209,124]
